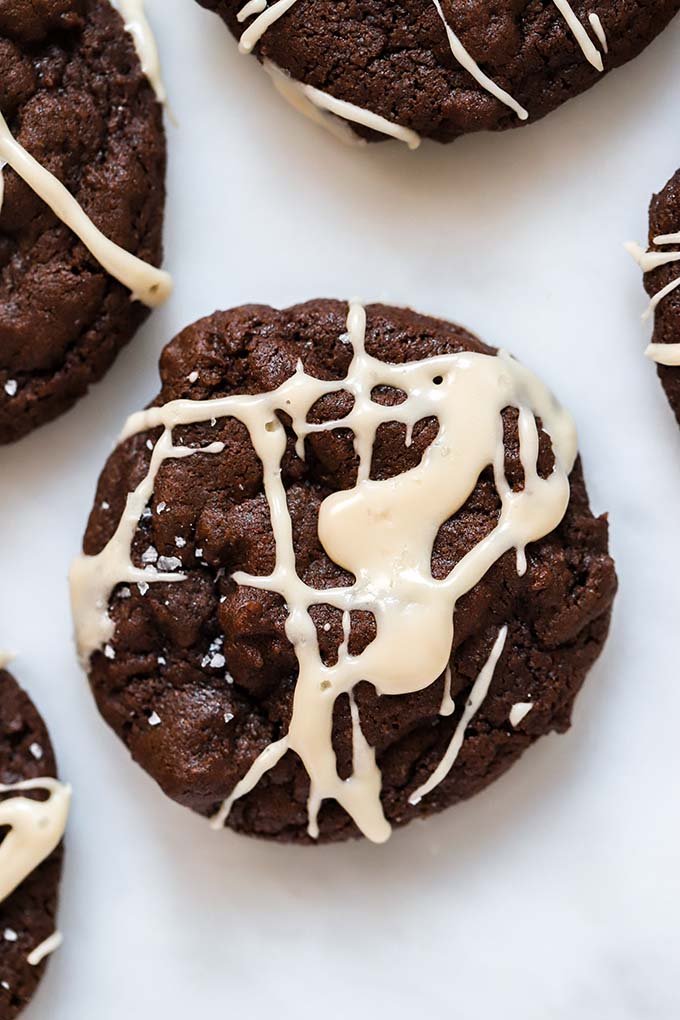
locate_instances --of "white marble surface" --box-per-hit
[2,2,679,1017]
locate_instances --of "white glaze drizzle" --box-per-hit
[70,300,577,842]
[410,626,507,804]
[0,779,71,904]
[654,230,680,245]
[263,62,419,149]
[238,0,268,23]
[431,0,528,121]
[27,931,63,967]
[116,0,168,106]
[509,701,533,727]
[238,0,299,52]
[70,433,225,659]
[588,12,608,53]
[440,664,455,717]
[644,342,680,366]
[0,651,15,671]
[264,63,365,145]
[626,234,680,365]
[236,0,605,139]
[551,0,603,69]
[0,109,171,308]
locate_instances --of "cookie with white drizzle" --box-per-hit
[195,0,678,147]
[71,299,617,844]
[0,661,70,1020]
[627,168,680,425]
[0,0,170,445]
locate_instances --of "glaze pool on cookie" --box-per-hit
[71,299,617,844]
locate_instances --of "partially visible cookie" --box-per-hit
[0,0,169,444]
[628,169,680,424]
[196,0,679,147]
[0,663,70,1020]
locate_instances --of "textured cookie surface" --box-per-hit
[196,0,679,145]
[79,300,617,844]
[642,169,680,423]
[0,670,63,1020]
[0,0,166,444]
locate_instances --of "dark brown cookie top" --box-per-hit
[196,0,678,145]
[0,668,64,1020]
[640,169,680,424]
[0,0,166,445]
[78,300,617,844]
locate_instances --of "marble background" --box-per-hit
[2,3,679,1017]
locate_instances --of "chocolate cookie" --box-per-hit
[71,299,617,844]
[0,663,70,1020]
[0,0,170,445]
[195,0,678,147]
[627,168,680,424]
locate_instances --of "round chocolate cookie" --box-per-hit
[633,168,680,424]
[0,666,66,1019]
[195,0,678,146]
[73,300,617,844]
[0,0,167,445]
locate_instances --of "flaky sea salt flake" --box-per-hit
[157,555,182,572]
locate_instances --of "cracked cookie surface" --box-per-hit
[79,300,617,844]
